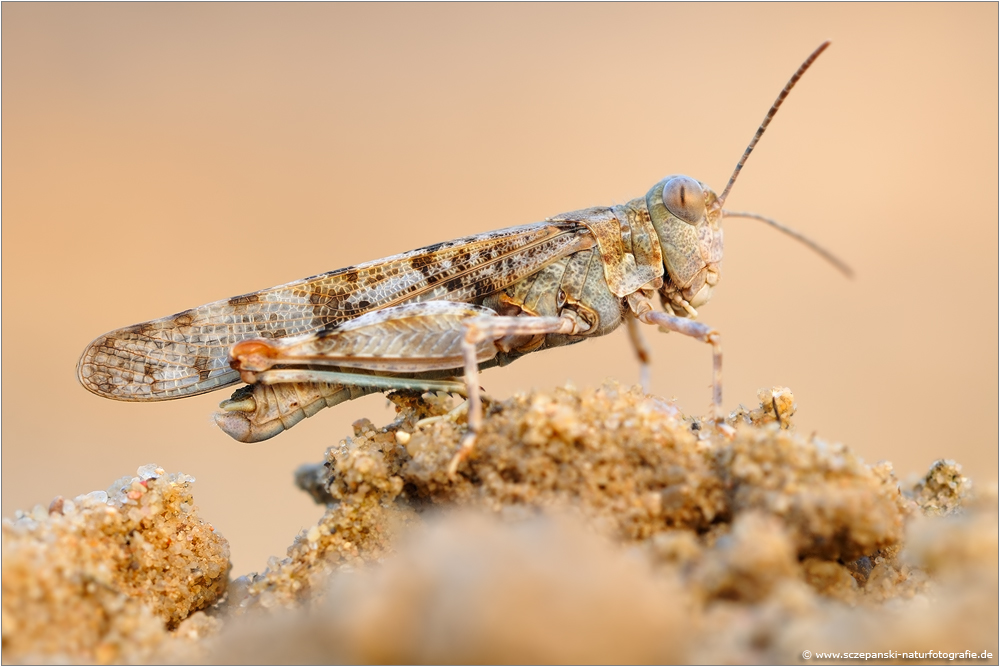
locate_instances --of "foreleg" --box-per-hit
[636,309,722,419]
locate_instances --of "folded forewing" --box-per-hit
[78,222,593,400]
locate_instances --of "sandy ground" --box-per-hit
[4,5,998,578]
[4,384,997,664]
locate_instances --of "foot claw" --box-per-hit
[447,431,477,478]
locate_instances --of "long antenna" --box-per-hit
[717,41,831,207]
[722,210,853,278]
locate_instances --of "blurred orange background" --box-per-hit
[3,4,997,576]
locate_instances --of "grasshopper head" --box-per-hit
[641,43,848,317]
[645,175,723,315]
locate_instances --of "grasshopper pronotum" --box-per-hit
[78,42,848,474]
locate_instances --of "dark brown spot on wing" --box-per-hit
[192,355,212,382]
[229,293,261,306]
[407,253,442,285]
[409,254,432,269]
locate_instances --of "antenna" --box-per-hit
[717,41,831,207]
[722,210,853,278]
[716,42,850,279]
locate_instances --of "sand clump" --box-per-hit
[3,384,997,663]
[2,467,229,664]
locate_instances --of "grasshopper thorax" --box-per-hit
[645,175,723,315]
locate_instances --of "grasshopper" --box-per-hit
[78,43,849,475]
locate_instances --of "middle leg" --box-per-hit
[448,314,577,476]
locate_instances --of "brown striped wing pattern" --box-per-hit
[78,221,594,401]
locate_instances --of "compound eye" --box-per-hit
[662,176,706,224]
